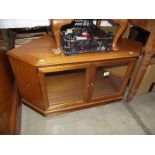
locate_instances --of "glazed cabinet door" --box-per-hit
[89,59,136,101]
[38,63,92,108]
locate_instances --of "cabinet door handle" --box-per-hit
[87,84,90,88]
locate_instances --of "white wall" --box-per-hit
[0,19,50,28]
[0,19,112,29]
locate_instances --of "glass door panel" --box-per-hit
[45,68,86,106]
[92,64,128,99]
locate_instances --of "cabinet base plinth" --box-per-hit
[22,96,123,117]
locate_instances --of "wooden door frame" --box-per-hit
[89,58,136,102]
[37,62,92,108]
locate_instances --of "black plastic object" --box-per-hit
[61,20,113,56]
[129,26,150,46]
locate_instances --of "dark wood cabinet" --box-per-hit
[0,49,21,134]
[8,35,142,116]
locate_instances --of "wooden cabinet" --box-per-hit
[8,35,142,116]
[0,49,21,134]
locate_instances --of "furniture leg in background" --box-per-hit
[51,19,74,54]
[96,19,128,50]
[127,32,155,102]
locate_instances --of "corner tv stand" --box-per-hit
[8,35,142,116]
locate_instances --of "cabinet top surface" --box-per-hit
[8,35,142,67]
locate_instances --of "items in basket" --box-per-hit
[61,22,114,56]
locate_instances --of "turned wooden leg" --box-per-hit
[127,33,155,102]
[97,19,128,51]
[51,19,74,54]
[112,19,128,51]
[127,52,153,102]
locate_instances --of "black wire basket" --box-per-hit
[61,20,114,56]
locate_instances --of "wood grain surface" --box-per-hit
[8,35,142,67]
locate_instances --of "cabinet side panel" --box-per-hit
[9,83,21,135]
[9,57,44,110]
[0,51,13,134]
[0,50,21,135]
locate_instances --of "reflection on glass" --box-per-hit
[45,69,85,105]
[92,64,128,99]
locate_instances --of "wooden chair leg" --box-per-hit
[51,19,74,54]
[97,19,128,51]
[127,52,153,102]
[127,33,155,102]
[112,19,128,51]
